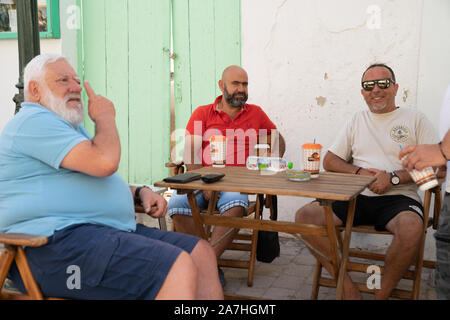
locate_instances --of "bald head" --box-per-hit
[221,65,248,82]
[219,66,249,109]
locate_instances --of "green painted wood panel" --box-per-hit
[78,0,171,184]
[105,0,130,181]
[77,0,241,181]
[128,0,171,185]
[214,0,242,84]
[172,0,193,162]
[172,0,241,162]
[79,0,106,137]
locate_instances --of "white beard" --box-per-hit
[370,103,388,112]
[42,87,85,127]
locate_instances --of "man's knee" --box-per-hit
[223,205,245,218]
[159,250,198,299]
[390,211,424,244]
[192,239,217,264]
[295,202,325,225]
[175,251,198,274]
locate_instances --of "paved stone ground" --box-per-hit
[220,235,437,300]
[1,231,437,300]
[129,215,439,300]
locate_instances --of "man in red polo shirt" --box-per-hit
[168,66,285,286]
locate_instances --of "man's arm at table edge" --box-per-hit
[323,151,362,175]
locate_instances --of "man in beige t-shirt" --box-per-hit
[295,64,438,300]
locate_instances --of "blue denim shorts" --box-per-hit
[9,223,200,300]
[167,190,249,217]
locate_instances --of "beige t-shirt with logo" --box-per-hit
[329,108,438,203]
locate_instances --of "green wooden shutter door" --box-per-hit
[172,0,241,162]
[78,0,171,184]
[77,0,241,181]
[127,0,171,185]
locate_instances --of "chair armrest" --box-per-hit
[135,205,159,215]
[165,161,185,176]
[0,234,48,247]
[428,179,445,230]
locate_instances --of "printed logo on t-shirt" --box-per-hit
[390,125,410,143]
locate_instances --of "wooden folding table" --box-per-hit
[155,166,375,299]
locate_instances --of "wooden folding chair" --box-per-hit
[311,183,443,300]
[166,161,270,287]
[0,205,160,300]
[166,134,277,287]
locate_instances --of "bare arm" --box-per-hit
[323,151,367,175]
[399,129,450,171]
[60,81,121,177]
[324,151,414,195]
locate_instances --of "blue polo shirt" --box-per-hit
[0,103,136,237]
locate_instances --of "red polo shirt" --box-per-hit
[185,96,277,167]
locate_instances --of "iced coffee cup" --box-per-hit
[302,143,323,178]
[408,166,438,191]
[210,135,227,168]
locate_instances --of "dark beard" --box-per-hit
[224,86,248,108]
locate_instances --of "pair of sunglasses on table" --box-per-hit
[362,78,396,91]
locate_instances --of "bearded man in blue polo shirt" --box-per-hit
[0,54,223,300]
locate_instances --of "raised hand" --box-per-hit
[84,80,116,122]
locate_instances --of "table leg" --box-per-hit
[335,198,357,300]
[187,191,207,239]
[322,203,340,282]
[205,191,219,238]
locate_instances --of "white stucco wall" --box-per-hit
[0,39,61,130]
[0,0,78,132]
[242,0,450,255]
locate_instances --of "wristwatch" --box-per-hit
[390,172,400,186]
[134,185,150,205]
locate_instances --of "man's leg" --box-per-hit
[168,189,207,236]
[133,224,222,299]
[169,191,248,259]
[209,192,248,258]
[171,207,245,258]
[295,202,362,299]
[12,224,204,300]
[209,206,245,258]
[376,211,423,300]
[189,239,224,299]
[155,251,198,300]
[156,240,224,300]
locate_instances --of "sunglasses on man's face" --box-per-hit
[361,78,395,91]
